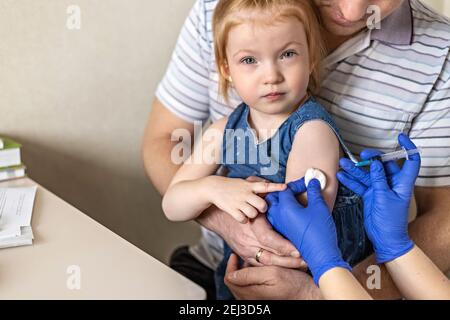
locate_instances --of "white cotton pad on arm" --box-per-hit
[304,168,327,190]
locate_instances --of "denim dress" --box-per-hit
[214,97,373,300]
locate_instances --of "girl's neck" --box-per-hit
[247,94,308,142]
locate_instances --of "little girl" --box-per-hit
[163,0,370,299]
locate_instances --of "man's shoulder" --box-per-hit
[192,0,219,45]
[198,0,219,12]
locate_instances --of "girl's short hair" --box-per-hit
[213,0,326,104]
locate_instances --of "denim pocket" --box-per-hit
[333,183,373,266]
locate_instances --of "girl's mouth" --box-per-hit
[263,92,285,101]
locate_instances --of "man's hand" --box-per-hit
[225,253,321,300]
[197,176,306,269]
[199,205,305,268]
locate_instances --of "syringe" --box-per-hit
[355,148,421,167]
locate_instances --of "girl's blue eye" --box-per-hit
[241,57,256,64]
[281,50,298,59]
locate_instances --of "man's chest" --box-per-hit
[309,43,446,153]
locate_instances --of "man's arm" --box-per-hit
[141,98,194,195]
[352,186,450,299]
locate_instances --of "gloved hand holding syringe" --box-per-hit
[355,147,421,167]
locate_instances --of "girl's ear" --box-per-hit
[220,61,232,82]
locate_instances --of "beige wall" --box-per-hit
[0,0,198,264]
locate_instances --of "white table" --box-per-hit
[0,178,206,299]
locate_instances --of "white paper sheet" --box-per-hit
[0,186,37,240]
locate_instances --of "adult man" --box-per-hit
[142,0,450,299]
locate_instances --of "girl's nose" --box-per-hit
[263,64,283,85]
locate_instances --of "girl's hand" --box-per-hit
[205,176,286,223]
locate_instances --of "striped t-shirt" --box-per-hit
[156,0,450,268]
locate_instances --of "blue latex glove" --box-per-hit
[267,178,351,286]
[337,134,420,263]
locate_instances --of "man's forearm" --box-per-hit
[196,204,228,236]
[353,203,450,299]
[142,136,183,196]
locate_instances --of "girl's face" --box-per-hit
[223,13,311,116]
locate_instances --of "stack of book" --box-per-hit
[0,137,26,182]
